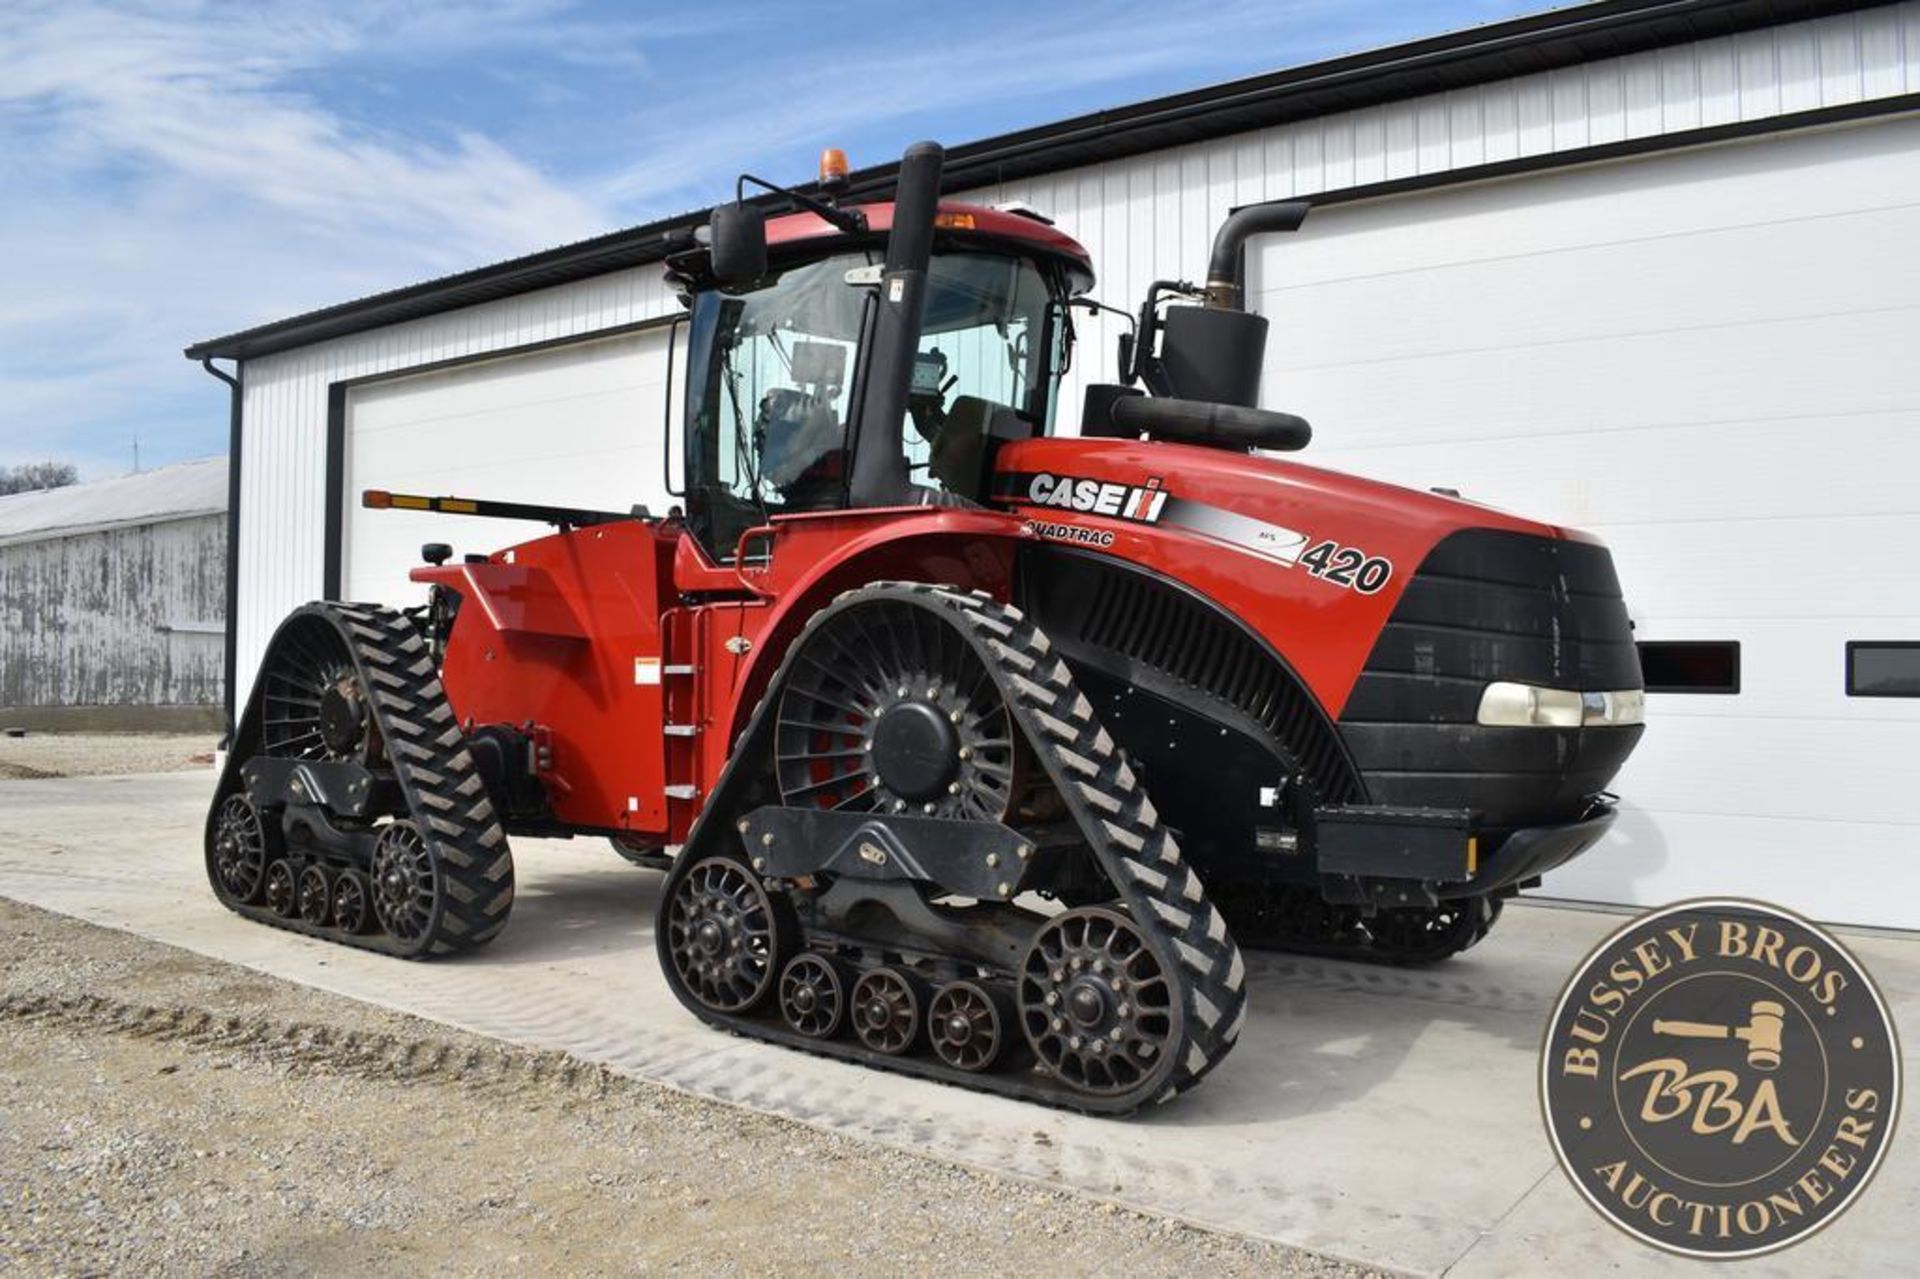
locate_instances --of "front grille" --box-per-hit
[1340,529,1643,828]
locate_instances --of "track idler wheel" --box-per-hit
[370,820,440,946]
[851,967,925,1056]
[332,870,372,934]
[296,865,333,926]
[778,953,849,1039]
[666,856,789,1013]
[928,980,1011,1073]
[262,859,299,918]
[1020,906,1176,1096]
[209,794,271,904]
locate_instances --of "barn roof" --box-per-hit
[183,0,1871,364]
[0,458,229,547]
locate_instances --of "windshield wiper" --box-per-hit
[721,347,771,526]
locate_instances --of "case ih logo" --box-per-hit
[1026,472,1168,523]
[1541,899,1900,1259]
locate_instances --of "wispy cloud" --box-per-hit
[0,0,1522,477]
[0,0,629,474]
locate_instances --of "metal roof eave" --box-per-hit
[182,0,1874,364]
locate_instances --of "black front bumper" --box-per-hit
[1312,798,1619,900]
[1441,802,1618,898]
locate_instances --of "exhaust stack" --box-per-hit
[849,140,944,508]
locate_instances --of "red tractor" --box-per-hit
[205,142,1644,1112]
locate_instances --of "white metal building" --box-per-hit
[187,0,1920,927]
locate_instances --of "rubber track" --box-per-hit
[206,602,514,959]
[656,583,1248,1114]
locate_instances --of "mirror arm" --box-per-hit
[1125,281,1204,396]
[1073,296,1140,388]
[737,173,868,235]
[1071,296,1138,336]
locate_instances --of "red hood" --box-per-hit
[993,435,1603,713]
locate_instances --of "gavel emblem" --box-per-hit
[1651,1000,1786,1071]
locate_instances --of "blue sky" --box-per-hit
[1,0,1551,478]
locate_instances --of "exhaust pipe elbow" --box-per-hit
[1204,200,1310,309]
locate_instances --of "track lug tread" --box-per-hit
[657,581,1246,1113]
[204,603,515,960]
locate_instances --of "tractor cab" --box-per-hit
[669,144,1324,566]
[669,149,1093,564]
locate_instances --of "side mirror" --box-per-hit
[709,203,767,286]
[1116,332,1136,386]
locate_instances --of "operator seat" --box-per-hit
[760,387,848,511]
[928,395,991,494]
[929,395,1035,497]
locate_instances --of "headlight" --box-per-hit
[1476,683,1645,728]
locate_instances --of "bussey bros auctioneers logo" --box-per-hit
[1540,899,1900,1258]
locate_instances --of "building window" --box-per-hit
[1847,643,1920,698]
[1637,641,1740,694]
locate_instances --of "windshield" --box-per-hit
[684,249,1064,560]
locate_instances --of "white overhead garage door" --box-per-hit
[1254,115,1920,928]
[341,326,677,608]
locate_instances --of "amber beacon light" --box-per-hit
[819,146,849,194]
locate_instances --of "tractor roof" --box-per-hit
[762,201,1095,291]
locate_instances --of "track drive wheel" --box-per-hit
[665,856,791,1013]
[1020,906,1176,1096]
[774,595,1027,821]
[257,614,375,763]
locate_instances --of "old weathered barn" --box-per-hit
[0,459,228,730]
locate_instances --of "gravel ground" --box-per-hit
[0,900,1381,1278]
[0,734,216,781]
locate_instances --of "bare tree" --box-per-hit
[0,462,80,496]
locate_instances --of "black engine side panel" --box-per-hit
[1015,546,1360,886]
[1016,548,1362,799]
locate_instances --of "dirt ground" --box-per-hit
[0,900,1375,1278]
[0,733,216,781]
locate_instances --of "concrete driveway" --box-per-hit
[1,770,1912,1276]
